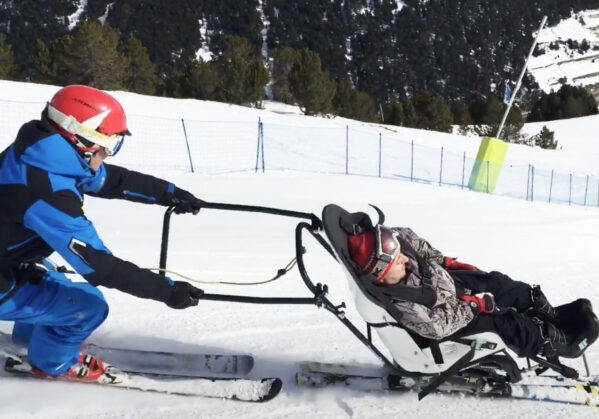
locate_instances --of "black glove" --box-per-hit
[15,262,50,285]
[170,187,206,215]
[166,281,204,309]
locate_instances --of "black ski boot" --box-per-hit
[532,318,579,378]
[539,320,569,358]
[528,285,557,322]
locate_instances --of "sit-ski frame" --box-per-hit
[158,202,399,371]
[158,203,591,385]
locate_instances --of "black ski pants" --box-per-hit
[449,270,544,358]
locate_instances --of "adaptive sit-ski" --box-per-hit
[155,201,599,406]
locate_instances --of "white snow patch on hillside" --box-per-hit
[67,0,87,30]
[529,9,599,92]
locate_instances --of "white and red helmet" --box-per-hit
[46,85,130,159]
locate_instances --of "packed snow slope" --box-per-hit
[0,81,598,418]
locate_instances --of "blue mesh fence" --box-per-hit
[260,122,347,174]
[495,163,530,201]
[1,98,598,209]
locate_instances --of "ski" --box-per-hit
[514,373,599,387]
[0,331,253,378]
[296,361,599,407]
[82,343,254,378]
[4,353,281,402]
[508,382,599,407]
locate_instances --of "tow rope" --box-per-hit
[148,247,306,286]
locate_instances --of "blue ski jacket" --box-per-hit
[0,117,178,304]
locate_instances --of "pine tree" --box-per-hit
[52,21,127,89]
[30,39,56,84]
[204,0,263,54]
[403,100,418,127]
[470,95,504,125]
[532,125,558,149]
[502,105,525,142]
[212,35,268,106]
[178,58,219,100]
[333,80,377,122]
[382,102,405,126]
[264,0,350,84]
[120,35,158,95]
[288,48,336,115]
[451,100,473,126]
[411,90,454,133]
[105,0,203,76]
[527,84,598,121]
[246,58,269,108]
[0,35,15,79]
[272,46,300,104]
[0,0,73,80]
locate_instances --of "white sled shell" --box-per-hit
[340,261,507,374]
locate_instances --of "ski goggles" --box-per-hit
[369,226,402,284]
[74,133,126,157]
[47,103,128,156]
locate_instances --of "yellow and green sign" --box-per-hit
[468,137,509,193]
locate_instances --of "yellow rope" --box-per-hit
[147,251,301,286]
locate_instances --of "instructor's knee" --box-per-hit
[74,289,108,329]
[87,294,108,327]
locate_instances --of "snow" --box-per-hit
[196,18,213,62]
[529,9,599,93]
[1,81,599,418]
[67,0,87,30]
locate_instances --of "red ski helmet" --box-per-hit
[46,85,130,159]
[348,226,401,284]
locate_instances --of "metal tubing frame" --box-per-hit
[158,203,397,369]
[159,202,322,305]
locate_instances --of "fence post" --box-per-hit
[569,174,572,206]
[180,119,195,173]
[548,170,554,203]
[410,140,414,182]
[531,165,534,202]
[486,161,490,193]
[255,117,261,173]
[584,175,589,206]
[461,152,466,189]
[526,165,531,200]
[345,125,349,175]
[260,121,265,173]
[439,147,444,186]
[378,132,382,178]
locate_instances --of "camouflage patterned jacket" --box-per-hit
[388,227,474,340]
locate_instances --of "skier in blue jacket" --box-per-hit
[0,85,205,382]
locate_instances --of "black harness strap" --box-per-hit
[454,338,498,351]
[429,341,444,364]
[418,345,475,400]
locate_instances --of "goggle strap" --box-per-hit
[47,103,121,153]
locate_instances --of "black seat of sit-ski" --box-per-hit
[553,298,599,358]
[321,204,382,306]
[321,203,438,350]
